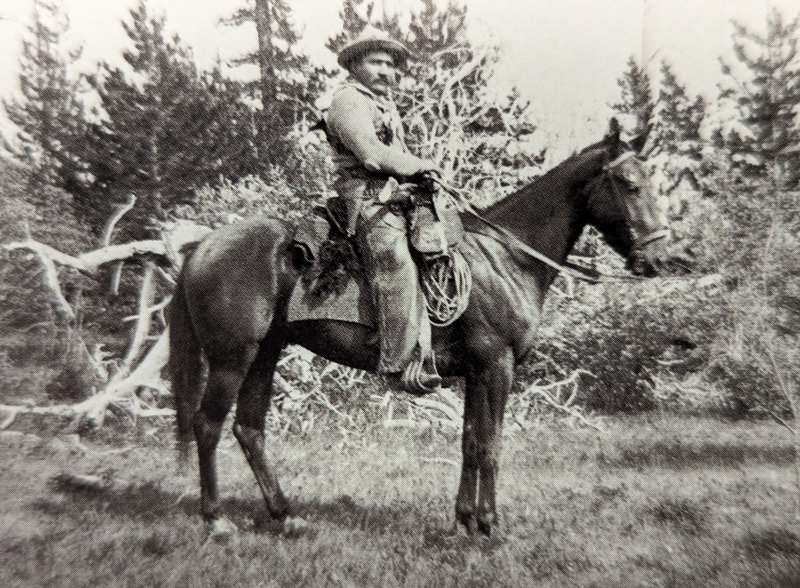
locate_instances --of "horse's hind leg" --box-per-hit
[194,344,259,523]
[232,334,290,521]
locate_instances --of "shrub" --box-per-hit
[172,150,331,228]
[537,278,720,413]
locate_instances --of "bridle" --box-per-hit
[586,149,670,253]
[426,146,678,283]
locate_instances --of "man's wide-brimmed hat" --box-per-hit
[337,26,412,70]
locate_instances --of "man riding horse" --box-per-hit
[323,27,442,393]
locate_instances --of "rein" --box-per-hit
[464,208,643,284]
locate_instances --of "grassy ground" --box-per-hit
[1,415,799,588]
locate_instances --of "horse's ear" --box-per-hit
[604,118,622,153]
[629,123,652,155]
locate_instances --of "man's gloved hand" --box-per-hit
[376,177,418,204]
[411,168,441,193]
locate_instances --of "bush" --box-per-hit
[536,278,721,413]
[172,145,331,228]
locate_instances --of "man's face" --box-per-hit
[350,50,398,96]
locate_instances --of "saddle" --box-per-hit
[287,192,468,328]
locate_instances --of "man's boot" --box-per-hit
[401,347,441,395]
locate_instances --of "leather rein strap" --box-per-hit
[462,209,644,284]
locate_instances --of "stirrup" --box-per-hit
[400,350,441,396]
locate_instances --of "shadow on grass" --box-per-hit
[34,479,450,538]
[32,480,201,521]
[646,497,709,535]
[611,440,795,469]
[743,527,800,559]
[284,494,428,535]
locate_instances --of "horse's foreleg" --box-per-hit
[476,348,513,536]
[232,336,290,521]
[455,384,483,534]
[195,346,258,523]
[457,347,513,536]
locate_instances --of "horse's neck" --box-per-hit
[484,148,603,264]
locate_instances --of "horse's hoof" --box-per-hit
[477,520,492,537]
[477,512,496,537]
[282,516,312,538]
[455,513,478,536]
[205,516,238,543]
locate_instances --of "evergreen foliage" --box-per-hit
[70,1,254,237]
[612,57,706,211]
[326,0,400,54]
[715,9,800,186]
[650,60,706,204]
[221,0,328,163]
[3,0,86,191]
[655,60,705,157]
[613,56,655,138]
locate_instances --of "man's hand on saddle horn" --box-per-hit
[376,160,439,204]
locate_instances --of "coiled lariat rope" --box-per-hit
[420,248,472,327]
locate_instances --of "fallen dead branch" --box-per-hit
[2,210,212,429]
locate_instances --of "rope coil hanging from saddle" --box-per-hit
[420,249,472,327]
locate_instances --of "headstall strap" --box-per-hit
[603,150,638,171]
[602,151,671,251]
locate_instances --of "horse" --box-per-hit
[168,118,688,537]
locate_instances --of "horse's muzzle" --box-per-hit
[629,237,695,277]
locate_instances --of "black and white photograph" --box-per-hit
[1,0,799,586]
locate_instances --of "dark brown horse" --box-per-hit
[168,119,686,537]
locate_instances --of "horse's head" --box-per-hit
[583,118,693,276]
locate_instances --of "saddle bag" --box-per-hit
[409,192,464,256]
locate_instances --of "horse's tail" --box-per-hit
[167,266,203,467]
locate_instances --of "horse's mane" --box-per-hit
[481,139,607,223]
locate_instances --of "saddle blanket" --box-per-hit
[287,255,376,327]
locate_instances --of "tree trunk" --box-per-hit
[254,0,275,146]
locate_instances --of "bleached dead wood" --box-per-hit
[113,261,156,383]
[511,369,607,432]
[4,238,168,275]
[1,218,213,429]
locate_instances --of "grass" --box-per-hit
[1,415,799,587]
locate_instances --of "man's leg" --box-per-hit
[359,207,421,373]
[357,205,440,392]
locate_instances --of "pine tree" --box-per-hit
[4,0,85,191]
[326,0,404,54]
[407,0,466,63]
[648,60,706,201]
[199,63,264,180]
[72,0,249,237]
[717,8,800,186]
[221,0,326,164]
[655,60,705,155]
[613,56,655,138]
